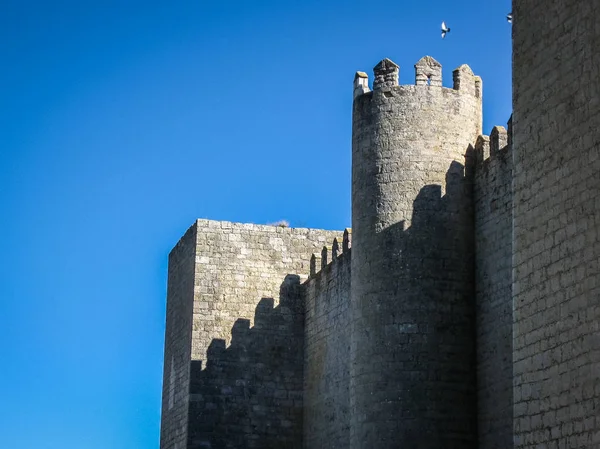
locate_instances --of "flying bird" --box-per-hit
[441,21,450,39]
[507,13,513,23]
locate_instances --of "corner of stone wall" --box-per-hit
[160,221,198,449]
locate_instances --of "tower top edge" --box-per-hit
[353,56,480,98]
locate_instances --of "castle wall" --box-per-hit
[303,236,352,449]
[160,224,197,449]
[350,58,481,448]
[188,274,305,449]
[473,128,514,448]
[178,219,342,449]
[512,0,600,447]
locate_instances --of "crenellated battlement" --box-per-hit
[321,245,333,268]
[353,56,482,100]
[332,237,342,259]
[475,135,491,163]
[453,64,482,98]
[309,252,321,277]
[490,126,508,155]
[343,228,351,252]
[474,120,512,167]
[307,229,351,279]
[415,56,442,86]
[373,58,399,90]
[353,72,370,99]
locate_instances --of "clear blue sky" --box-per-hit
[0,1,511,448]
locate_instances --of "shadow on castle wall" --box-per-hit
[185,148,514,448]
[347,154,481,447]
[187,275,304,449]
[350,147,512,447]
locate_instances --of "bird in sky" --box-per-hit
[441,21,450,39]
[507,13,513,23]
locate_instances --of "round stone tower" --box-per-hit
[350,56,482,448]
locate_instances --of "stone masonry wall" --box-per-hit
[184,219,343,449]
[512,0,600,447]
[473,128,514,449]
[350,57,481,448]
[160,224,197,449]
[188,274,306,449]
[303,234,351,449]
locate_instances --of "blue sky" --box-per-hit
[0,1,511,448]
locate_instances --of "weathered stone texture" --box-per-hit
[373,58,399,90]
[512,0,600,447]
[303,244,351,449]
[159,219,343,449]
[415,56,442,87]
[189,220,340,363]
[474,130,514,449]
[349,58,481,448]
[160,224,197,449]
[188,274,305,449]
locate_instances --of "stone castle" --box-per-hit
[159,1,600,448]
